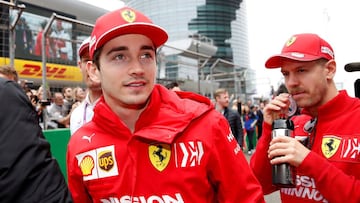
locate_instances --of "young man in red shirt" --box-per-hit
[67,6,265,203]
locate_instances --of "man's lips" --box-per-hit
[125,80,146,87]
[290,91,306,99]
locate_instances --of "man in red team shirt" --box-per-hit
[66,6,265,203]
[250,33,360,202]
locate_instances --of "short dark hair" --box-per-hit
[92,47,102,70]
[165,82,179,90]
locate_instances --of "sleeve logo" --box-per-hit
[98,150,114,171]
[76,145,118,181]
[79,155,95,176]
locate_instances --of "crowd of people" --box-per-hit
[213,88,266,155]
[1,5,360,203]
[0,64,88,130]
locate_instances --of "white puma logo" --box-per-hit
[82,133,95,143]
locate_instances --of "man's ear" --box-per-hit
[325,59,336,80]
[86,61,100,83]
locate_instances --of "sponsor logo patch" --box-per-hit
[98,150,114,171]
[281,175,327,202]
[174,141,204,168]
[76,145,118,181]
[286,36,297,47]
[321,136,341,158]
[341,137,360,161]
[79,155,94,176]
[149,143,171,172]
[100,193,184,203]
[121,9,136,23]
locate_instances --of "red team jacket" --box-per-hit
[251,90,360,203]
[67,85,265,203]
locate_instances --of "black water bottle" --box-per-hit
[271,119,296,187]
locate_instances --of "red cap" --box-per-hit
[78,37,90,57]
[265,33,334,68]
[89,7,168,59]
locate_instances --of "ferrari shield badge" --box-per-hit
[321,136,341,159]
[121,9,136,23]
[286,36,297,47]
[149,143,171,171]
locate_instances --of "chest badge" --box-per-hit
[321,136,341,158]
[149,143,171,171]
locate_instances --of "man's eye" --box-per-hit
[298,69,305,73]
[115,54,125,60]
[140,53,152,59]
[281,72,289,76]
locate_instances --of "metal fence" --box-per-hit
[1,0,252,101]
[0,0,95,129]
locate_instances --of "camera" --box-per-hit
[25,81,34,86]
[39,99,51,106]
[30,95,39,103]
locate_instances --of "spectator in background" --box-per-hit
[47,92,70,128]
[70,37,102,135]
[275,83,288,95]
[63,86,74,115]
[256,101,265,139]
[34,20,54,58]
[73,86,86,103]
[0,78,73,202]
[15,17,33,57]
[0,65,18,82]
[246,99,253,108]
[35,85,51,129]
[165,81,181,91]
[236,97,243,116]
[231,99,239,112]
[50,20,72,60]
[214,88,244,148]
[243,105,258,155]
[24,87,38,108]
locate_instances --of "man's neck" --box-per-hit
[215,103,225,112]
[88,89,102,104]
[106,97,149,134]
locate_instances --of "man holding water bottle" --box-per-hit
[250,33,360,203]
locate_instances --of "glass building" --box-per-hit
[125,0,255,99]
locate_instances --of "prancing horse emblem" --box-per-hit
[321,136,341,159]
[149,143,171,171]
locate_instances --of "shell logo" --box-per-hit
[80,155,95,176]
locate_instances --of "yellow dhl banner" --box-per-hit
[0,57,83,82]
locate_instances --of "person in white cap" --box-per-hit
[251,33,360,203]
[66,6,265,203]
[69,37,102,135]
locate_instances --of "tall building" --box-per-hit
[125,0,255,99]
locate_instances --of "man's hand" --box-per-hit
[263,93,291,125]
[268,135,310,167]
